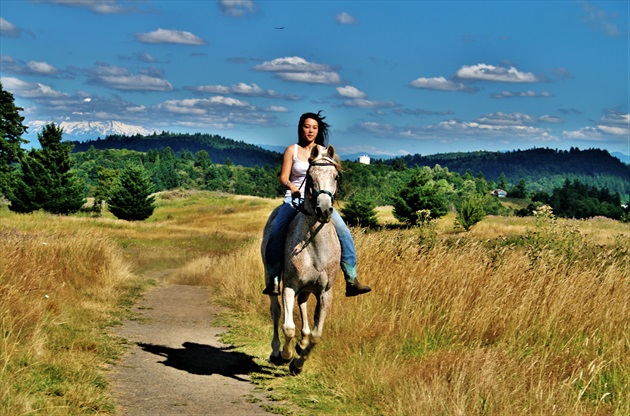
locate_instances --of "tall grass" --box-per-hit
[0,213,140,415]
[178,202,630,415]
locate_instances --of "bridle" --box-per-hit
[292,157,339,216]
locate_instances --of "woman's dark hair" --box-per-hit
[298,111,330,146]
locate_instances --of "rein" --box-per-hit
[292,158,338,215]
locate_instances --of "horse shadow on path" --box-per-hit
[137,342,275,382]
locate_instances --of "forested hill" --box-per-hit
[69,132,282,167]
[392,147,629,191]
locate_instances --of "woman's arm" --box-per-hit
[280,145,300,198]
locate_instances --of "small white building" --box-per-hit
[491,189,508,198]
[358,154,371,165]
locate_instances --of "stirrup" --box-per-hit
[262,280,280,296]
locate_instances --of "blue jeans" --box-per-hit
[265,197,357,280]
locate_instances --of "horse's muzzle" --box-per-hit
[315,196,334,223]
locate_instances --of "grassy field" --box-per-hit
[1,191,628,415]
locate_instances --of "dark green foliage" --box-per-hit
[8,123,85,214]
[456,194,486,231]
[392,169,449,225]
[0,83,28,195]
[548,178,624,220]
[70,131,281,167]
[106,163,155,221]
[341,195,379,228]
[393,147,630,202]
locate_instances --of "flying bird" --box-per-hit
[275,26,285,29]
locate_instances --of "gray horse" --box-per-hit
[261,145,341,375]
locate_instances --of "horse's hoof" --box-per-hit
[269,354,292,366]
[289,360,303,376]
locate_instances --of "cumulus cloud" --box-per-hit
[219,0,256,17]
[26,61,59,75]
[254,56,341,84]
[0,17,21,37]
[0,56,66,77]
[455,64,539,83]
[342,98,396,109]
[87,64,174,91]
[336,85,367,99]
[564,112,629,142]
[189,82,300,100]
[0,76,67,99]
[410,76,471,91]
[336,12,357,24]
[136,28,206,45]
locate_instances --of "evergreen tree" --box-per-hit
[0,83,28,196]
[392,169,449,225]
[341,195,379,228]
[8,123,85,214]
[107,163,155,221]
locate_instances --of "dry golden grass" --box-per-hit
[174,201,630,415]
[0,213,138,414]
[2,192,628,415]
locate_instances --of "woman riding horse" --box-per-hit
[262,111,371,297]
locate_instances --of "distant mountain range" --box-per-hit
[31,120,157,140]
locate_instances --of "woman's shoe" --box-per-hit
[345,279,371,297]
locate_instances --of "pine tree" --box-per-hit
[107,163,155,221]
[8,123,85,214]
[0,83,28,196]
[341,195,379,228]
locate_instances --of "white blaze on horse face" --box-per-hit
[312,162,337,223]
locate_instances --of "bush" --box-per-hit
[107,163,155,221]
[340,195,379,228]
[456,194,486,231]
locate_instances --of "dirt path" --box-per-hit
[109,283,275,416]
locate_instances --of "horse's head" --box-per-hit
[305,145,341,224]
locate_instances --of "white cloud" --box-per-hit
[336,85,367,99]
[565,112,630,141]
[336,12,357,24]
[254,56,331,73]
[136,28,206,45]
[410,76,469,91]
[0,76,67,98]
[88,64,174,91]
[191,82,300,100]
[26,61,59,75]
[0,17,20,37]
[456,64,539,83]
[343,99,395,109]
[492,90,553,99]
[36,0,144,14]
[219,0,255,17]
[254,56,341,84]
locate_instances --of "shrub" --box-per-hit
[107,163,155,221]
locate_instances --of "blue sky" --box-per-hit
[1,0,628,158]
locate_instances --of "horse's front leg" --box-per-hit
[268,295,291,365]
[281,286,296,361]
[290,286,333,375]
[296,291,311,356]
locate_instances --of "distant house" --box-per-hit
[358,154,370,165]
[491,189,508,198]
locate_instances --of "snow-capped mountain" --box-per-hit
[28,120,157,141]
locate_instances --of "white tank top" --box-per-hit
[285,144,325,199]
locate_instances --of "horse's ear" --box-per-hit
[309,145,320,162]
[327,145,335,159]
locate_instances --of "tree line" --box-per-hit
[1,82,629,225]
